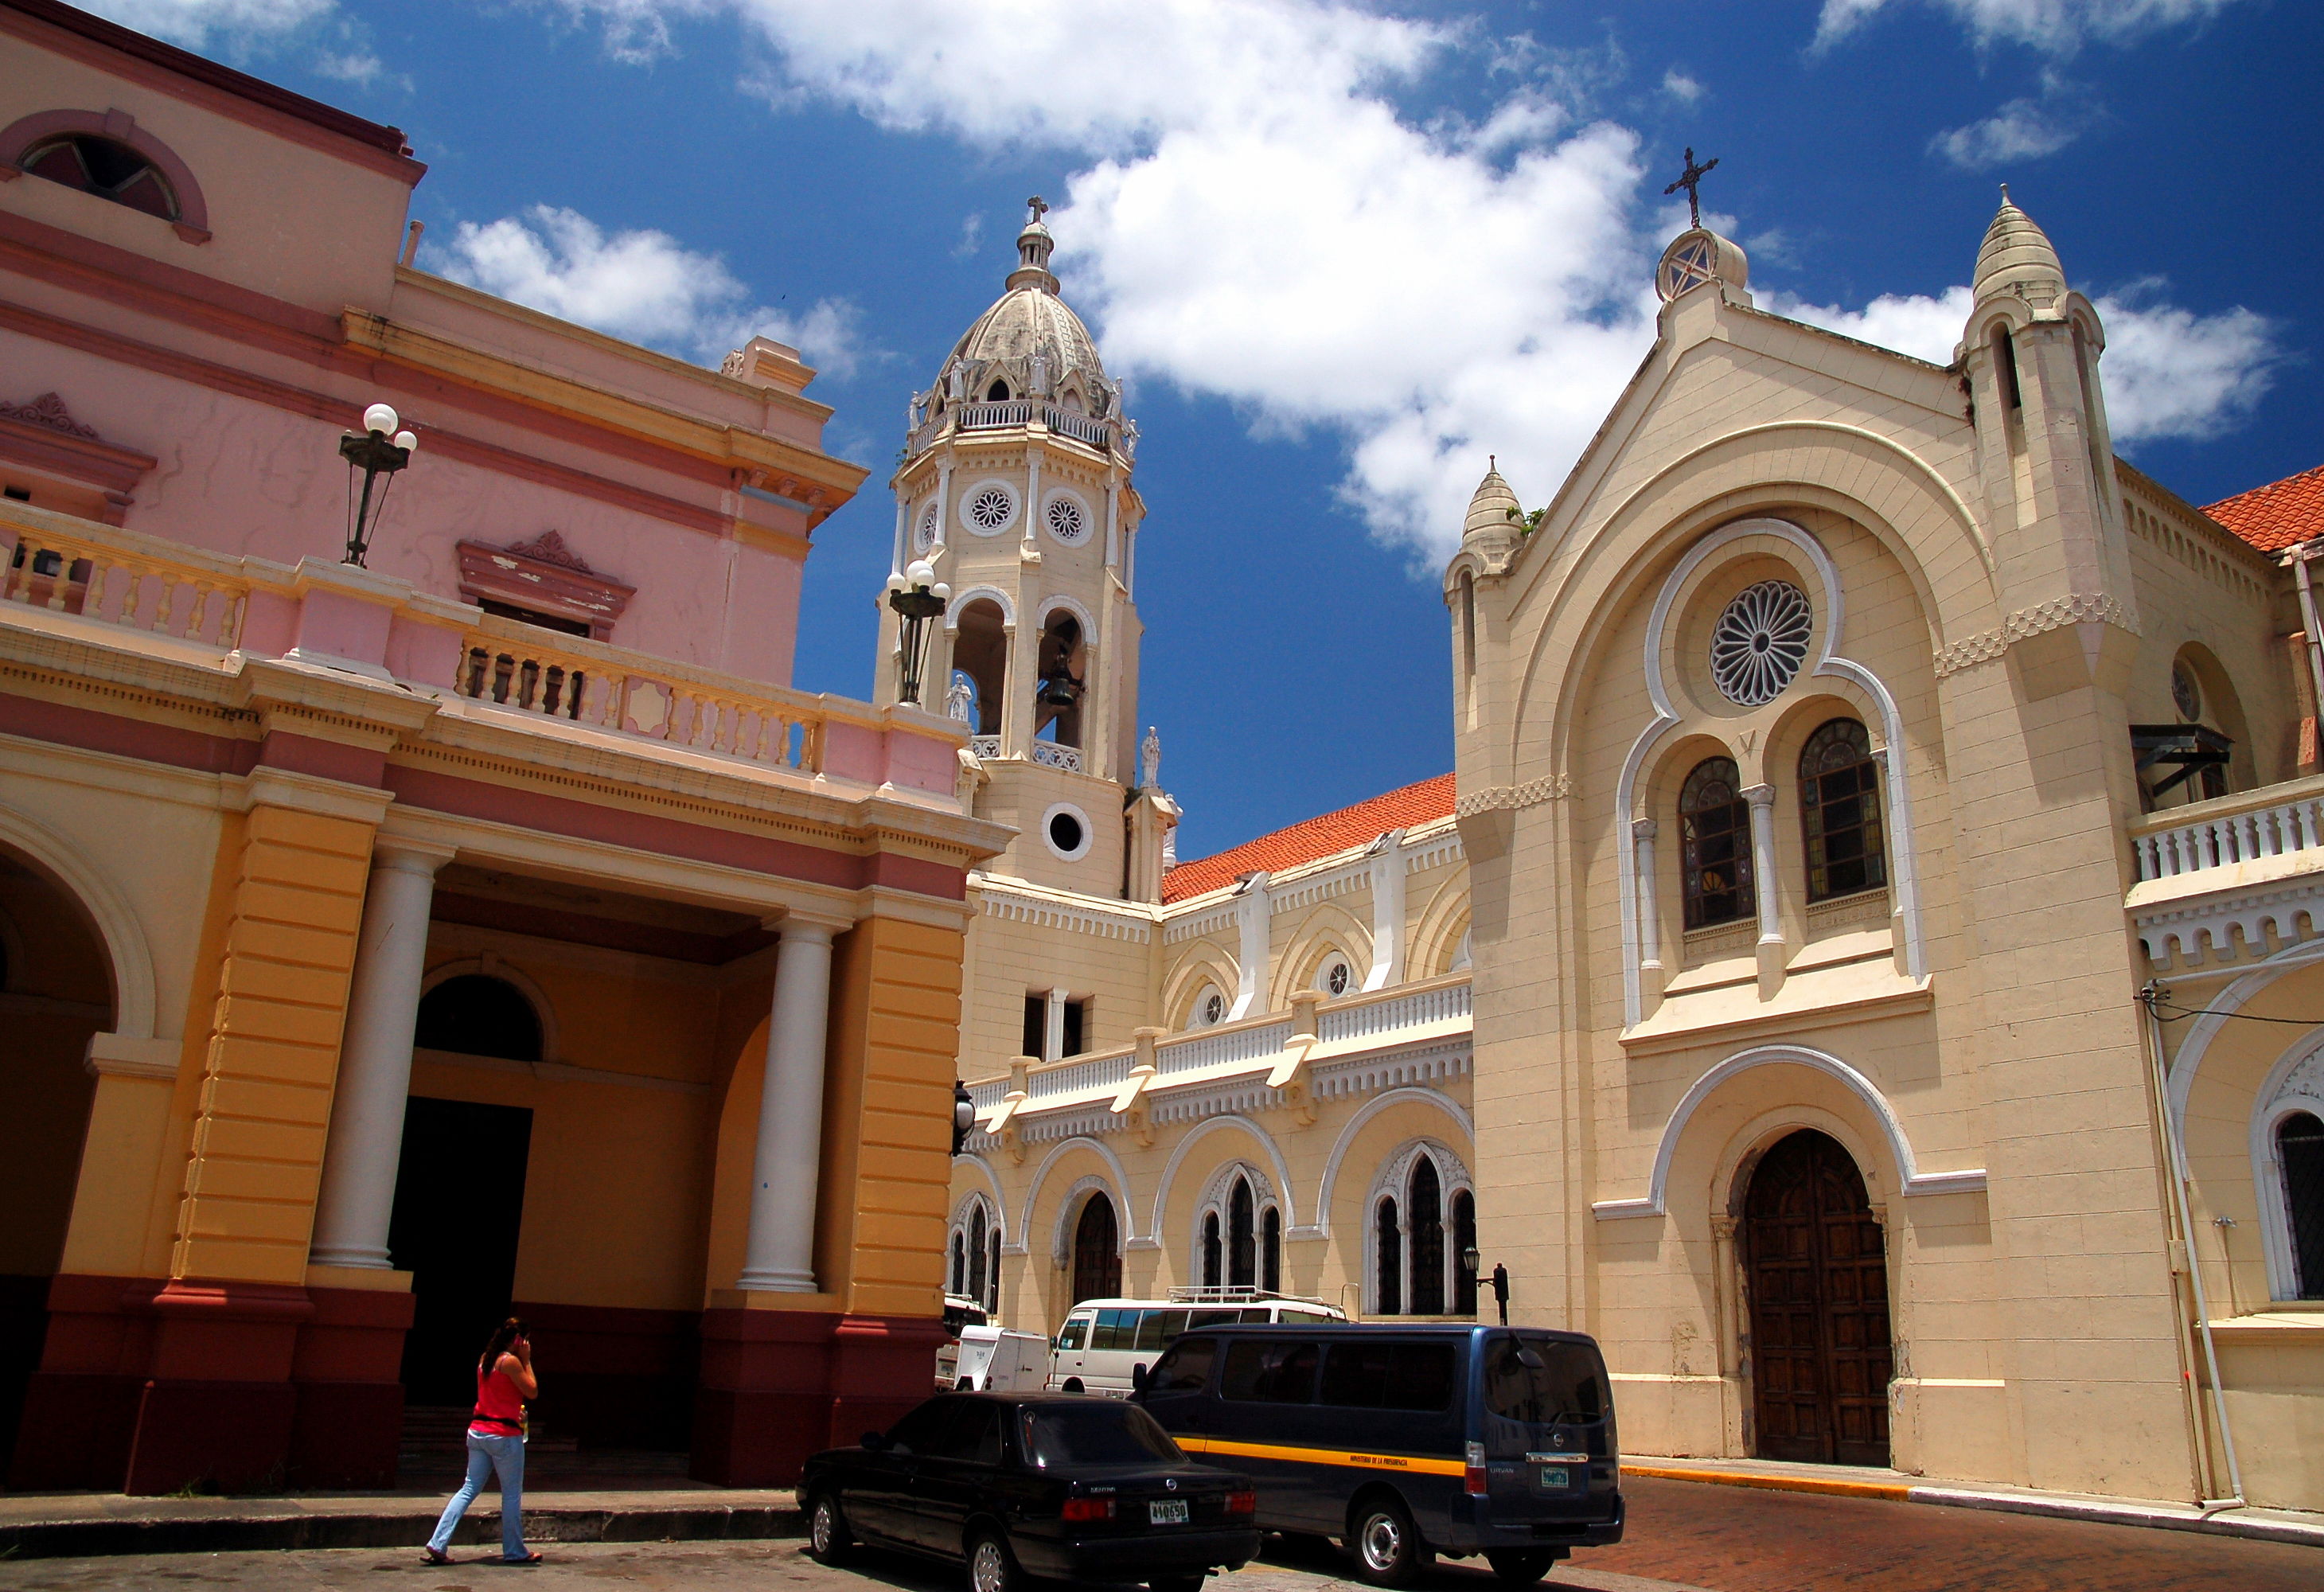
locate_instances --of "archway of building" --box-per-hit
[1739,1128,1893,1467]
[1033,611,1086,748]
[0,845,115,1463]
[1070,1190,1122,1304]
[951,600,1008,736]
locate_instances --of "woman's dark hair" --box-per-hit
[481,1317,528,1369]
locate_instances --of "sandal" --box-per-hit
[501,1551,543,1565]
[421,1547,452,1565]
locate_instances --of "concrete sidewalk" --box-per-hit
[1623,1456,2324,1549]
[0,1486,801,1559]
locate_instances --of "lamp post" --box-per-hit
[951,1079,977,1156]
[339,401,416,568]
[888,559,950,706]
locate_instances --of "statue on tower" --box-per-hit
[1141,725,1162,790]
[947,674,974,724]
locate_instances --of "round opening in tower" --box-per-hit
[1049,811,1084,854]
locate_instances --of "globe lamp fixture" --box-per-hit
[888,559,951,706]
[339,400,418,568]
[951,1078,977,1155]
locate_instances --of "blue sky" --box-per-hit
[111,0,2319,859]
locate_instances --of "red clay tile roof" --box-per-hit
[1161,774,1456,904]
[2206,462,2324,556]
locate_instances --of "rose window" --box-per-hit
[1709,580,1812,706]
[914,501,939,551]
[965,484,1016,534]
[1045,496,1089,545]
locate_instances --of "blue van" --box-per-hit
[1131,1323,1622,1586]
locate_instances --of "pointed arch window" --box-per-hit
[985,379,1012,403]
[1800,719,1886,902]
[1450,1189,1478,1316]
[1408,1157,1445,1316]
[1680,757,1753,930]
[1071,1192,1121,1304]
[1226,1176,1257,1289]
[2281,1111,2324,1300]
[1201,1211,1222,1289]
[1262,1206,1281,1294]
[949,1231,967,1297]
[966,1203,990,1307]
[1375,1197,1402,1317]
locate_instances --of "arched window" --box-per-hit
[1034,612,1085,749]
[1261,1206,1281,1294]
[967,1203,989,1306]
[1409,1157,1445,1315]
[1450,1188,1478,1316]
[1201,1211,1222,1288]
[1228,1176,1256,1289]
[1800,720,1886,902]
[988,1223,1003,1312]
[18,134,178,220]
[2281,1111,2324,1300]
[414,974,542,1062]
[1375,1197,1402,1316]
[1071,1192,1121,1304]
[1680,757,1753,930]
[949,1231,967,1296]
[985,379,1012,403]
[951,600,1008,736]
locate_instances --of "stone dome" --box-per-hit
[1973,189,2066,307]
[930,202,1114,415]
[1464,466,1521,540]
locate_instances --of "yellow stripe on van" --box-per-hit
[1176,1436,1466,1477]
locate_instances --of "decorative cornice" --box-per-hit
[1933,591,2139,678]
[505,529,591,572]
[0,391,97,438]
[1454,775,1569,817]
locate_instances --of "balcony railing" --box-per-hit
[904,401,1128,459]
[0,512,249,650]
[1031,739,1082,772]
[2130,778,2324,883]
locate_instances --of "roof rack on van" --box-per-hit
[1164,1286,1331,1306]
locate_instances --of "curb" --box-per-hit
[1624,1464,2324,1550]
[0,1502,805,1561]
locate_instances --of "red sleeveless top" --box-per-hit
[471,1359,525,1435]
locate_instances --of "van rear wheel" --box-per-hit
[1486,1550,1556,1586]
[1347,1497,1430,1587]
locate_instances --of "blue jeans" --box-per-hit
[428,1428,528,1559]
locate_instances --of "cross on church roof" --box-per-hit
[1664,147,1719,231]
[1027,196,1049,224]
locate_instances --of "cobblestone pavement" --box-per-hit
[1,1478,2317,1592]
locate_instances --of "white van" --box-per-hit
[1049,1290,1348,1395]
[946,1325,1051,1391]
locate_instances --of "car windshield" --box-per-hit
[1483,1336,1608,1425]
[1020,1402,1185,1468]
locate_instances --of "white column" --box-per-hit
[889,497,908,580]
[1023,448,1043,555]
[310,838,455,1269]
[1632,819,1661,974]
[1363,830,1406,991]
[1744,784,1782,946]
[934,460,953,552]
[1229,872,1271,1020]
[1044,986,1067,1062]
[738,919,842,1293]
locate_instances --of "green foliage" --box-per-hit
[1503,505,1549,534]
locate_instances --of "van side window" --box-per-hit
[1187,1308,1244,1329]
[1221,1339,1320,1403]
[1148,1336,1218,1392]
[1056,1317,1090,1350]
[1484,1336,1608,1424]
[1136,1309,1190,1351]
[1092,1309,1137,1350]
[1319,1341,1456,1411]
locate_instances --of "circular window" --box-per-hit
[1190,985,1226,1028]
[1709,579,1813,707]
[2172,658,2203,721]
[1319,956,1351,997]
[915,500,940,552]
[962,481,1018,537]
[1042,802,1093,861]
[1045,494,1090,547]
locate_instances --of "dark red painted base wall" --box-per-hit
[692,1309,946,1487]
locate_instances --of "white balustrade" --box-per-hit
[1156,1022,1293,1077]
[0,517,246,649]
[969,735,1002,760]
[2132,790,2324,882]
[1031,739,1084,772]
[1027,1052,1133,1100]
[1320,979,1472,1043]
[1043,408,1114,449]
[957,400,1034,431]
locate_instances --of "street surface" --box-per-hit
[1,1478,2317,1592]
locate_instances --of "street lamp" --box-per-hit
[339,401,417,568]
[951,1079,977,1155]
[888,559,951,706]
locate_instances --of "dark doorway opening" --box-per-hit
[1742,1129,1893,1467]
[388,1097,534,1407]
[1070,1193,1121,1305]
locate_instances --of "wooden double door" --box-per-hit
[1742,1130,1893,1466]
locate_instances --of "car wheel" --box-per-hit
[1150,1575,1206,1592]
[967,1531,1021,1592]
[806,1492,854,1566]
[1347,1496,1429,1588]
[1486,1550,1556,1586]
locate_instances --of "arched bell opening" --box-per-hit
[952,599,1009,737]
[0,845,116,1461]
[1035,612,1086,749]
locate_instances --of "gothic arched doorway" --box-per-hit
[1070,1192,1121,1305]
[1742,1129,1892,1466]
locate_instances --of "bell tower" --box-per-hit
[878,199,1172,896]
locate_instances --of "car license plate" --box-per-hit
[1535,1466,1569,1490]
[1149,1499,1189,1525]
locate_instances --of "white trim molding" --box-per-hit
[1590,1042,1987,1220]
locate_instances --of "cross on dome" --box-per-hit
[1664,147,1719,231]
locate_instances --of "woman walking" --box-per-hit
[423,1317,543,1566]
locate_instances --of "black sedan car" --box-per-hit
[801,1392,1259,1592]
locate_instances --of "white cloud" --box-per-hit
[75,0,333,47]
[1813,0,2247,54]
[1776,282,2279,443]
[1931,92,2088,166]
[1660,68,1706,103]
[952,213,985,260]
[425,205,866,377]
